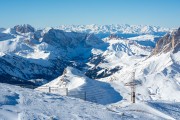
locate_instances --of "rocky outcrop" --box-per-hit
[152,27,180,55]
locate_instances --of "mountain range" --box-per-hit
[0,24,180,119]
[0,24,179,102]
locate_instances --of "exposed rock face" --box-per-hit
[42,29,87,48]
[14,24,35,33]
[152,27,180,55]
[42,28,103,49]
[173,42,180,53]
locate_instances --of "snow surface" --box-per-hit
[0,83,121,120]
[0,83,179,120]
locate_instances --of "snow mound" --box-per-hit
[38,67,122,105]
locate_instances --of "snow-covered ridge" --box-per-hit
[57,24,171,35]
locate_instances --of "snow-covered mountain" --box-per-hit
[0,24,179,102]
[0,25,106,85]
[0,24,159,85]
[14,24,35,33]
[0,24,180,119]
[57,24,170,38]
[57,24,168,48]
[36,27,179,104]
[98,28,180,102]
[58,24,170,34]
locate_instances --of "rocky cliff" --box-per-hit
[152,27,180,55]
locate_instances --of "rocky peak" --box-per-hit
[152,27,180,55]
[14,24,35,33]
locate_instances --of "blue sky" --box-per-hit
[0,0,180,28]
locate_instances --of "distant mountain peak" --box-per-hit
[57,24,171,35]
[14,24,35,33]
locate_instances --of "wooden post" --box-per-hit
[132,91,135,103]
[49,87,51,93]
[131,86,135,103]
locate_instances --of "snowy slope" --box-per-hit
[109,101,180,120]
[0,83,179,120]
[128,34,161,47]
[99,42,180,102]
[0,83,121,120]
